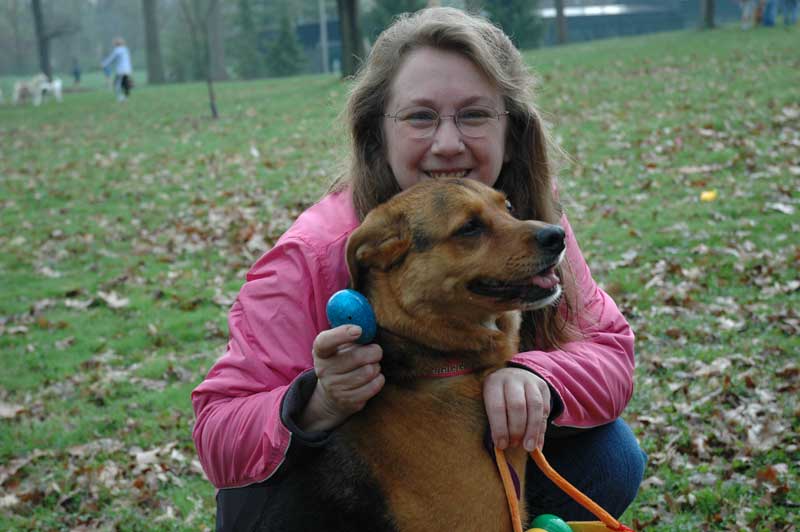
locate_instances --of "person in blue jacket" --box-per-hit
[101,37,133,101]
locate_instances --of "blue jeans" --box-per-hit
[525,418,647,522]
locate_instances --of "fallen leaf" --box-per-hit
[0,401,25,419]
[97,291,130,309]
[765,202,795,215]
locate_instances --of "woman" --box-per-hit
[101,37,132,101]
[192,7,646,530]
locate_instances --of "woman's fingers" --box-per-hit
[484,376,509,449]
[312,325,363,359]
[311,325,384,419]
[484,368,551,452]
[522,378,548,451]
[504,380,528,448]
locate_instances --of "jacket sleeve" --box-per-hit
[510,214,635,428]
[101,49,118,70]
[191,237,331,488]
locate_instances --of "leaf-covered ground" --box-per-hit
[1,26,797,531]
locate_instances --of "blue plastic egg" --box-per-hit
[326,289,377,344]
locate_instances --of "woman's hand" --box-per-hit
[298,325,385,432]
[483,367,551,452]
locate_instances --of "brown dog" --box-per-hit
[255,178,566,532]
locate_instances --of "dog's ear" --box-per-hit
[346,209,410,290]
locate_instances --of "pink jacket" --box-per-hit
[191,189,635,489]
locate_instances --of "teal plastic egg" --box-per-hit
[530,514,572,532]
[326,289,377,344]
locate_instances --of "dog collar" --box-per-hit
[419,359,477,379]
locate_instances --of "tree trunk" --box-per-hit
[555,0,568,44]
[142,0,166,84]
[10,0,25,74]
[336,0,363,78]
[701,0,715,29]
[319,0,329,74]
[179,0,206,79]
[208,0,229,81]
[31,0,52,79]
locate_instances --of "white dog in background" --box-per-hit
[13,74,63,106]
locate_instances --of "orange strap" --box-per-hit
[494,447,525,532]
[495,448,634,532]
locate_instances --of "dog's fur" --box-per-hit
[256,178,566,531]
[13,74,62,106]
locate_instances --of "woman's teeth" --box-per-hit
[427,170,469,178]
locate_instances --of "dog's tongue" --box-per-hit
[532,267,559,289]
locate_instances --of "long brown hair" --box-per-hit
[330,7,577,350]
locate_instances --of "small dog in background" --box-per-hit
[13,74,63,106]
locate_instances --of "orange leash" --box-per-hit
[494,447,525,532]
[495,448,634,532]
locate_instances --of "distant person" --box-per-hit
[781,0,798,25]
[72,58,81,86]
[101,37,133,102]
[739,0,757,28]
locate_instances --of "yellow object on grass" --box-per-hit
[700,189,718,202]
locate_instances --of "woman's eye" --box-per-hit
[458,107,492,125]
[401,109,437,126]
[455,217,484,237]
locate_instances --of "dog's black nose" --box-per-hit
[536,225,565,254]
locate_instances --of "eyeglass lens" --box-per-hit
[393,107,503,139]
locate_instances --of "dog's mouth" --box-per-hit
[467,256,563,310]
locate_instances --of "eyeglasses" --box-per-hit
[384,105,510,139]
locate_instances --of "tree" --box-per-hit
[484,0,543,50]
[233,0,264,79]
[554,0,567,44]
[363,0,426,41]
[31,0,51,78]
[701,0,715,29]
[337,0,364,78]
[207,0,229,80]
[5,0,27,74]
[142,0,165,84]
[179,0,222,118]
[30,0,80,80]
[266,9,306,77]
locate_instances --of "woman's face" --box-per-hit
[382,47,509,191]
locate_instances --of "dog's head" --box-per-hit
[346,178,565,353]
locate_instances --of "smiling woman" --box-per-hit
[191,7,645,531]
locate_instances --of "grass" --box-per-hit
[1,24,798,531]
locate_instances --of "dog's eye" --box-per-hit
[505,200,514,214]
[454,217,484,237]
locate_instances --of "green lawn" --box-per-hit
[1,25,798,531]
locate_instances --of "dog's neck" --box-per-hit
[374,311,521,383]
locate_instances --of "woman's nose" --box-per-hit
[430,117,465,155]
